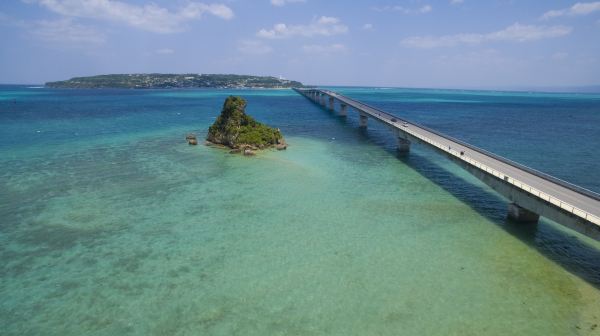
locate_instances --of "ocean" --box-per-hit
[1,85,600,335]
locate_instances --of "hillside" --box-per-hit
[45,74,304,89]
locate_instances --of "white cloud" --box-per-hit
[420,5,433,13]
[257,16,348,39]
[450,0,464,4]
[270,0,306,7]
[1,11,103,45]
[362,23,373,30]
[155,48,174,55]
[238,40,273,55]
[552,52,568,60]
[302,43,346,55]
[401,23,572,48]
[31,18,105,44]
[373,4,432,14]
[541,2,600,19]
[25,0,234,33]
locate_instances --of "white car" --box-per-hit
[402,122,408,127]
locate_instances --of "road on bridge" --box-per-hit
[313,89,600,228]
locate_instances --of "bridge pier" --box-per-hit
[293,88,600,242]
[340,103,347,117]
[397,137,411,153]
[328,97,334,110]
[359,112,368,128]
[507,203,540,223]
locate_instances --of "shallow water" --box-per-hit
[1,86,600,335]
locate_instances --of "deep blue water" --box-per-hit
[332,87,600,193]
[3,86,598,190]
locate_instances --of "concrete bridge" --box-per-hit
[295,88,600,241]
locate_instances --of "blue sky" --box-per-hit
[1,0,600,88]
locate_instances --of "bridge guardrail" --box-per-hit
[298,88,600,226]
[413,128,600,226]
[319,89,600,200]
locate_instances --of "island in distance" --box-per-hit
[206,96,287,156]
[45,74,305,89]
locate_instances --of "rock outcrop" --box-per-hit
[206,96,287,153]
[186,134,198,145]
[276,138,287,150]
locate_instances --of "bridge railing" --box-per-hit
[413,128,600,226]
[322,89,600,199]
[305,89,600,226]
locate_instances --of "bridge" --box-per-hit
[295,88,600,241]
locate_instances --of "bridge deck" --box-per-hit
[297,88,600,228]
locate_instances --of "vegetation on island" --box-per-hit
[45,74,304,89]
[206,96,286,154]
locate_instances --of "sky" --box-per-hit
[1,0,600,88]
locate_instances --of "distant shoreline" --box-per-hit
[41,86,303,90]
[44,73,305,89]
[0,83,598,95]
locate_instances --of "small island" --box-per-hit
[206,96,286,155]
[45,73,304,89]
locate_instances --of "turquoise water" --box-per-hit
[1,86,600,335]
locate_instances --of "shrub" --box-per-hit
[207,96,283,148]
